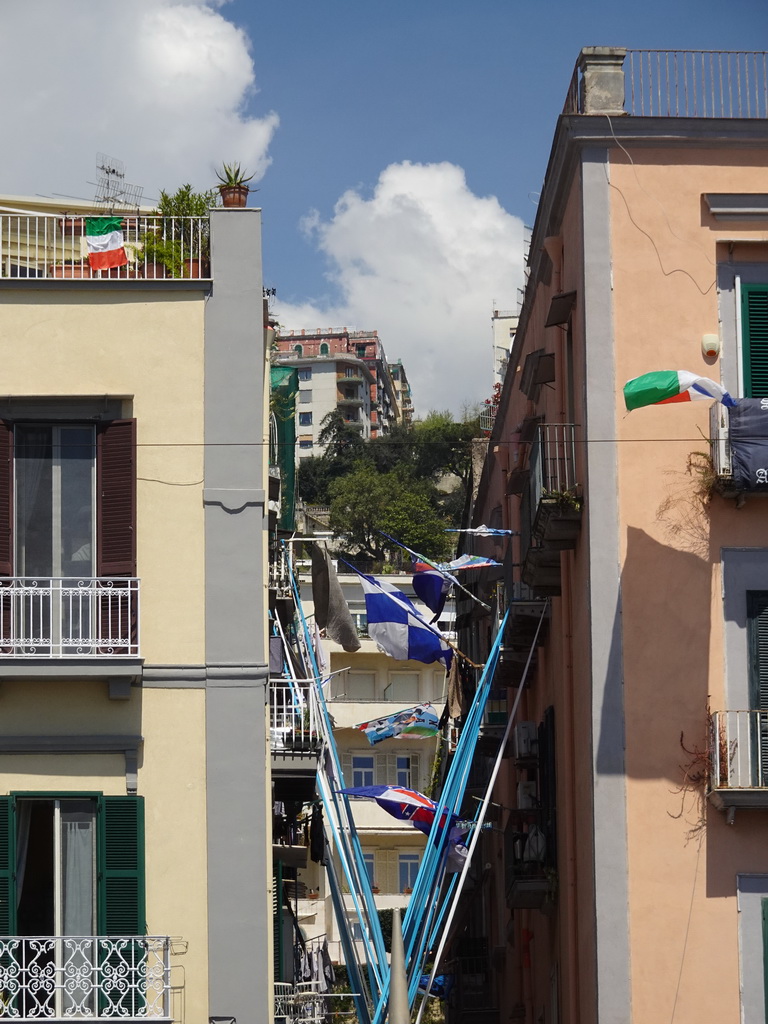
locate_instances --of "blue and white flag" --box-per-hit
[411,561,452,621]
[356,570,453,670]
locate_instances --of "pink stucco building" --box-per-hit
[452,48,768,1024]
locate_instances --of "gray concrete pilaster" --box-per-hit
[204,208,271,1024]
[581,148,633,1024]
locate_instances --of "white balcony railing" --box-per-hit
[270,684,320,753]
[0,936,171,1020]
[274,982,326,1024]
[1,215,210,281]
[0,577,139,658]
[710,710,768,790]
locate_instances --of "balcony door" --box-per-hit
[14,424,95,652]
[16,798,97,1016]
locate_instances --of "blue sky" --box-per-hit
[1,0,766,413]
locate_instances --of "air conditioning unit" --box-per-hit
[513,721,538,759]
[517,781,537,809]
[710,401,731,478]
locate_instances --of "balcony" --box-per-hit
[0,578,139,659]
[709,710,768,811]
[336,393,364,408]
[0,215,210,281]
[274,982,326,1024]
[0,935,171,1020]
[270,683,321,803]
[521,424,581,596]
[504,810,556,910]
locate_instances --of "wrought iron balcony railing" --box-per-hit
[0,577,139,658]
[1,215,210,281]
[0,935,171,1020]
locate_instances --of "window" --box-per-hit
[299,412,313,427]
[0,419,137,655]
[344,752,420,787]
[398,853,420,892]
[356,346,366,358]
[346,672,376,700]
[299,438,313,450]
[396,755,415,788]
[320,344,329,356]
[742,285,768,397]
[363,852,375,887]
[293,345,303,356]
[352,755,374,788]
[298,368,312,382]
[299,391,312,405]
[385,673,420,703]
[0,794,145,937]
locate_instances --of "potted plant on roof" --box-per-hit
[141,184,218,277]
[215,163,255,208]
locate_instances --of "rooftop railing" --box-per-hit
[0,214,210,280]
[564,49,768,119]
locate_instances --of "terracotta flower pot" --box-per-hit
[218,184,249,208]
[49,263,92,279]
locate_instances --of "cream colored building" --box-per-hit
[0,197,271,1024]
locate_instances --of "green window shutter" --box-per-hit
[0,797,15,934]
[748,592,768,710]
[762,898,768,1020]
[742,284,768,398]
[97,796,145,935]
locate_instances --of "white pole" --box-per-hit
[413,604,548,1024]
[388,909,409,1024]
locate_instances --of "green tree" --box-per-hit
[328,465,452,562]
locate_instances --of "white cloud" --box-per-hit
[0,0,278,202]
[278,162,524,417]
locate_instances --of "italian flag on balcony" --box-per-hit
[85,217,128,270]
[623,370,737,411]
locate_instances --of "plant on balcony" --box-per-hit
[143,184,218,277]
[215,162,255,207]
[540,488,582,512]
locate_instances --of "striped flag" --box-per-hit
[623,370,737,411]
[85,217,128,270]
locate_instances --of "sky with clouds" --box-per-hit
[1,0,765,414]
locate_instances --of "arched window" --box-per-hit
[294,344,303,356]
[320,343,329,356]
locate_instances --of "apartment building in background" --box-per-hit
[272,329,406,458]
[0,197,271,1024]
[452,48,768,1024]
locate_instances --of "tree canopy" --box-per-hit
[296,408,480,562]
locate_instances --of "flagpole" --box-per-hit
[377,531,491,612]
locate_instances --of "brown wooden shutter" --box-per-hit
[0,422,13,577]
[97,419,136,577]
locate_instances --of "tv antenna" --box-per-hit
[92,153,144,210]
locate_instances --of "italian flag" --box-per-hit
[85,217,128,270]
[624,370,737,411]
